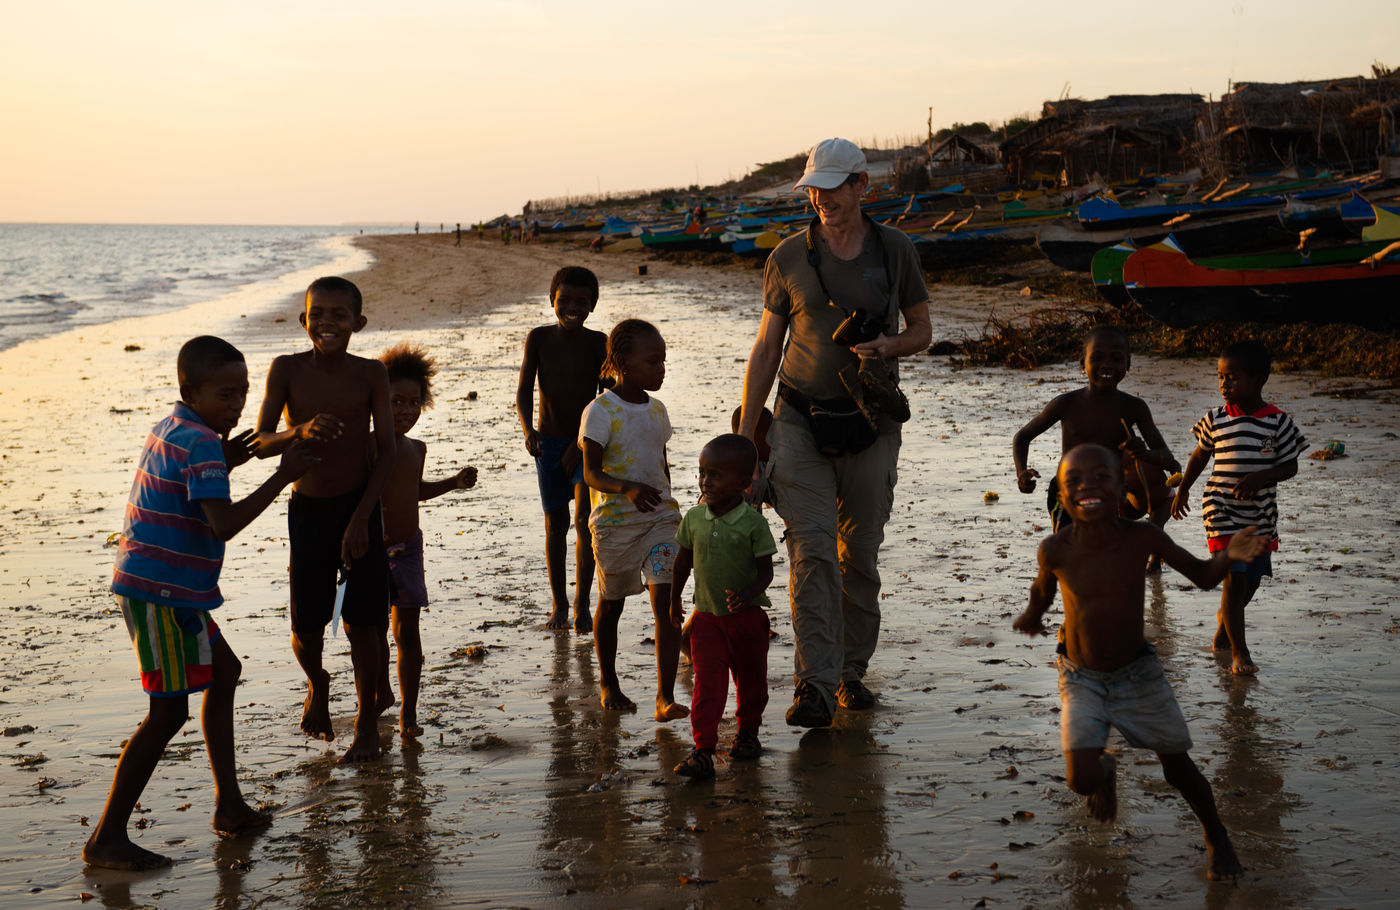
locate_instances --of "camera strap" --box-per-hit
[804,214,892,321]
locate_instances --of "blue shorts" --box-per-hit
[1230,552,1273,579]
[534,434,585,514]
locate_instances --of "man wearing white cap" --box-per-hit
[738,138,932,728]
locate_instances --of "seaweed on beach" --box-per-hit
[936,305,1109,369]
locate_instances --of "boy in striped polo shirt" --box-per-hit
[1172,340,1308,675]
[85,336,315,871]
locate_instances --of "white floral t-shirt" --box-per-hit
[580,389,679,528]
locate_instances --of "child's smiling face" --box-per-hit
[1083,335,1129,391]
[300,287,365,355]
[552,282,595,330]
[183,360,249,436]
[1057,444,1122,524]
[389,377,424,437]
[697,447,749,511]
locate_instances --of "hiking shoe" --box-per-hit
[729,729,762,761]
[785,681,833,728]
[836,678,877,711]
[858,358,910,423]
[674,749,716,779]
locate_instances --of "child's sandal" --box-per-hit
[673,748,716,779]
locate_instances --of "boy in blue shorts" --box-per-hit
[85,336,315,870]
[515,266,608,633]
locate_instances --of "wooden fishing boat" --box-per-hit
[1122,236,1400,328]
[1089,240,1136,307]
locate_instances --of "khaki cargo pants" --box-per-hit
[768,407,900,713]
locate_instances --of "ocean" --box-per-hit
[0,223,401,352]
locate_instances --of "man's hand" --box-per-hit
[223,429,256,470]
[1016,467,1039,494]
[622,481,662,513]
[524,429,542,457]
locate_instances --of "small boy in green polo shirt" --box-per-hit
[669,434,776,779]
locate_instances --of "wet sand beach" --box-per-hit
[1,234,1397,908]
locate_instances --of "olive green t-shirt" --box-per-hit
[675,502,777,616]
[762,220,929,402]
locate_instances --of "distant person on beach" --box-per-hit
[86,336,316,870]
[516,266,608,633]
[254,276,396,763]
[738,137,931,728]
[1013,325,1180,567]
[581,318,689,720]
[669,434,776,778]
[1171,340,1307,675]
[378,343,478,737]
[1013,443,1261,881]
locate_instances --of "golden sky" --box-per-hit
[2,0,1395,225]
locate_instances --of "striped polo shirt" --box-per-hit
[112,401,230,609]
[1191,403,1308,551]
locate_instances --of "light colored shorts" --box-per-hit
[592,513,680,599]
[118,595,220,697]
[1056,644,1192,755]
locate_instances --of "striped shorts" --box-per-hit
[118,596,220,697]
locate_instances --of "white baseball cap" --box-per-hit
[794,138,868,190]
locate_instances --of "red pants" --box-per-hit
[689,608,770,751]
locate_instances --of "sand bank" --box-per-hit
[1,233,1397,908]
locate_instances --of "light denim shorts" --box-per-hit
[1057,644,1192,755]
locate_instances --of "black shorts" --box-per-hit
[288,488,390,635]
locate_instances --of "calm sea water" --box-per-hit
[0,223,400,352]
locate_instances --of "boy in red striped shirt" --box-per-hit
[85,336,314,871]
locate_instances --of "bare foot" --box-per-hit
[400,711,424,739]
[545,606,570,631]
[1206,832,1244,881]
[654,699,690,722]
[600,684,637,712]
[1212,609,1230,650]
[1232,654,1259,676]
[376,687,397,717]
[573,606,593,635]
[339,728,381,763]
[300,669,334,741]
[212,800,273,838]
[1146,554,1163,574]
[82,834,172,871]
[1087,753,1118,823]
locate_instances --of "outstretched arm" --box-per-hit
[420,465,477,501]
[1154,523,1267,589]
[201,443,318,540]
[1014,541,1058,636]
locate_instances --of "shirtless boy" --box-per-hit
[255,276,395,763]
[1013,326,1179,564]
[378,342,477,737]
[1013,444,1264,881]
[515,266,608,633]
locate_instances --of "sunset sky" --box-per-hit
[3,0,1395,226]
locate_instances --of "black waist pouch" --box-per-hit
[779,384,878,457]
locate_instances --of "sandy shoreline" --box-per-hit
[1,234,1398,908]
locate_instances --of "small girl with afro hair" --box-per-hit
[377,342,477,737]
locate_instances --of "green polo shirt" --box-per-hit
[675,502,777,616]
